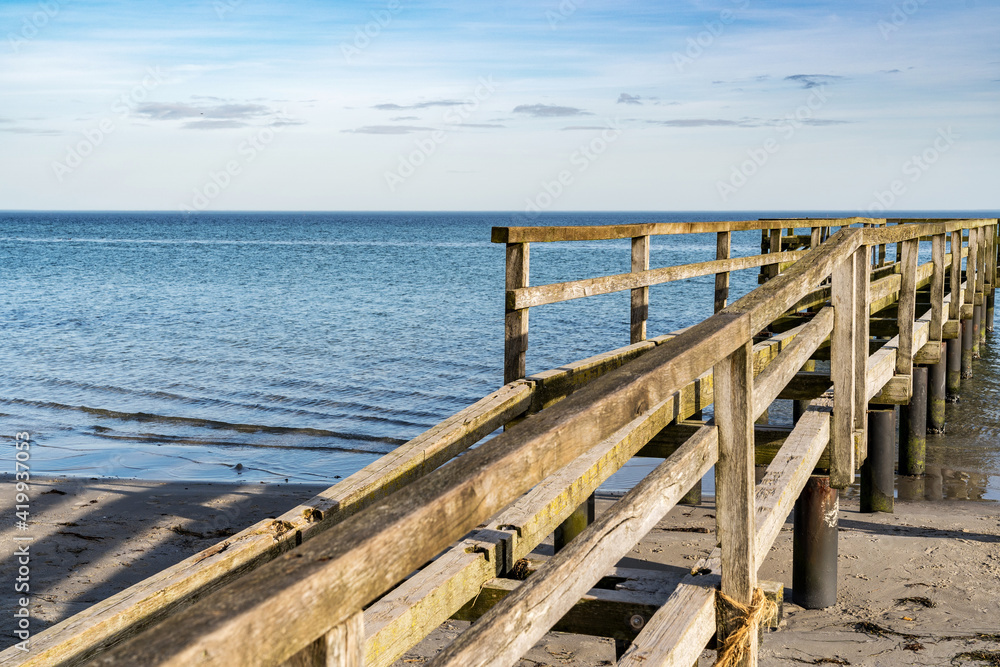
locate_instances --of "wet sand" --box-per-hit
[2,478,998,666]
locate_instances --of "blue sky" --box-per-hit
[1,0,997,211]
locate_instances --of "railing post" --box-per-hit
[896,239,919,378]
[282,611,364,667]
[631,235,650,343]
[715,230,731,313]
[976,225,988,350]
[987,222,996,332]
[715,340,757,667]
[949,230,964,324]
[854,246,870,464]
[830,251,856,488]
[504,242,529,385]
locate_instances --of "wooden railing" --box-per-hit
[9,217,997,667]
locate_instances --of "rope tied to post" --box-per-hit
[714,587,777,667]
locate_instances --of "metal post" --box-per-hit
[962,319,974,379]
[988,289,996,333]
[947,337,962,401]
[973,304,982,359]
[927,349,946,433]
[861,408,895,513]
[899,366,927,476]
[554,494,595,551]
[793,476,838,608]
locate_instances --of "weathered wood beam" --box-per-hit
[508,250,808,310]
[9,381,533,667]
[428,427,717,667]
[631,235,650,344]
[504,242,529,383]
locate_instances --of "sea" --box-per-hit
[1,211,998,499]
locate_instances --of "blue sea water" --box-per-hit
[1,211,997,497]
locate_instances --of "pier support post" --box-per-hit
[988,289,996,333]
[973,304,982,359]
[962,319,974,379]
[553,493,595,551]
[861,408,895,513]
[927,350,946,433]
[899,365,927,476]
[793,476,838,609]
[947,336,962,401]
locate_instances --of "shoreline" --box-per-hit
[2,477,998,665]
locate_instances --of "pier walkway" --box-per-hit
[4,217,997,667]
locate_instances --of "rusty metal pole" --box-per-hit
[899,366,927,476]
[793,476,838,608]
[861,407,895,513]
[927,349,946,433]
[947,336,962,401]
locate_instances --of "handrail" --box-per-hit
[46,217,999,666]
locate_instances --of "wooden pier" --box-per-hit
[5,217,997,667]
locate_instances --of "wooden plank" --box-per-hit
[830,251,856,488]
[896,239,919,376]
[870,375,911,405]
[965,227,979,309]
[714,340,757,666]
[452,571,684,640]
[527,341,655,412]
[92,308,754,667]
[617,582,715,667]
[854,247,871,463]
[914,342,942,365]
[508,250,808,310]
[491,218,877,244]
[930,234,946,342]
[716,230,732,312]
[504,242,529,383]
[9,380,532,667]
[429,427,718,667]
[949,230,964,321]
[631,235,650,343]
[751,308,834,419]
[976,225,988,298]
[366,387,685,667]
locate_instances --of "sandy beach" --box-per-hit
[3,477,998,666]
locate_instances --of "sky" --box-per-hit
[1,0,998,212]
